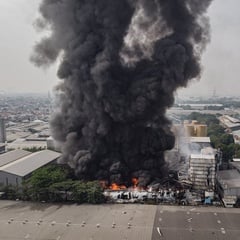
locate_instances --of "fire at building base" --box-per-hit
[103,121,225,207]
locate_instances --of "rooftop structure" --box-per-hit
[230,160,240,173]
[219,115,240,131]
[178,103,223,110]
[7,138,47,150]
[184,121,208,137]
[0,149,31,167]
[0,150,60,177]
[216,169,240,206]
[217,170,240,189]
[0,150,61,186]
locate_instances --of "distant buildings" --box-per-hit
[178,103,223,110]
[6,120,50,150]
[0,94,53,151]
[219,115,240,132]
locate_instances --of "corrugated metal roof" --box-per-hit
[217,169,240,179]
[0,150,61,177]
[0,149,31,167]
[230,162,240,172]
[217,170,240,188]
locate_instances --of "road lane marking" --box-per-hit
[157,227,162,237]
[221,227,226,234]
[217,220,221,224]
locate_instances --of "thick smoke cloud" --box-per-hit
[32,0,212,186]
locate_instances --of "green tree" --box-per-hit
[23,146,46,152]
[49,180,75,202]
[24,165,68,201]
[86,181,105,204]
[71,181,104,204]
[72,181,88,203]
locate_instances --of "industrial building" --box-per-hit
[219,115,240,132]
[189,153,216,190]
[184,120,208,137]
[216,169,240,207]
[230,159,240,172]
[178,103,223,110]
[0,149,61,187]
[166,121,217,191]
[0,149,31,167]
[5,120,50,150]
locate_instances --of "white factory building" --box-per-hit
[189,153,216,190]
[0,149,61,187]
[167,121,217,190]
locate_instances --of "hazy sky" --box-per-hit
[0,0,240,96]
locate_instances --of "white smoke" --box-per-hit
[120,1,172,65]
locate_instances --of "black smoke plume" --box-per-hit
[32,0,212,186]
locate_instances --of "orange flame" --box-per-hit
[132,178,139,188]
[109,183,127,190]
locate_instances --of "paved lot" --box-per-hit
[152,205,240,240]
[0,201,156,240]
[1,201,240,240]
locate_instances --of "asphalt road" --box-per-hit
[152,205,240,240]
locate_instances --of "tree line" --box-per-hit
[0,165,105,204]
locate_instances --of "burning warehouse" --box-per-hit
[32,0,213,188]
